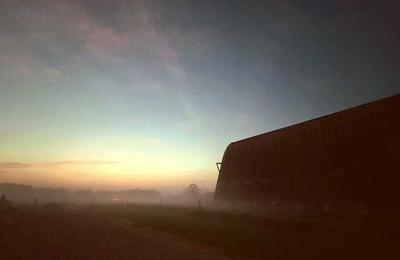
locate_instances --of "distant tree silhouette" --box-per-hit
[184,184,200,199]
[0,193,11,211]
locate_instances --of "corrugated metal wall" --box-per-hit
[215,94,400,210]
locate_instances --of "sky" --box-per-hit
[0,0,399,192]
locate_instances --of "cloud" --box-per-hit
[73,14,131,63]
[41,160,119,166]
[0,0,187,85]
[0,162,31,170]
[0,160,119,170]
[69,0,184,82]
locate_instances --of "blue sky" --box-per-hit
[0,0,399,192]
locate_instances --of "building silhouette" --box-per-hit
[215,94,400,212]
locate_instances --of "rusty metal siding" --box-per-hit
[215,94,400,210]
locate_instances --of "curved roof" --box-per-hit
[215,94,400,205]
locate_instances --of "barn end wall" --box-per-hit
[215,94,400,211]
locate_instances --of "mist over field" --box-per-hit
[0,182,215,208]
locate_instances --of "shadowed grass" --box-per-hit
[1,204,400,259]
[96,204,400,259]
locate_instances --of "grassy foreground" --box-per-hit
[1,204,400,259]
[96,204,400,259]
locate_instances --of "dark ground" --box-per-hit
[1,204,400,259]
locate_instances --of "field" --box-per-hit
[1,204,400,259]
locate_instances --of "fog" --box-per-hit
[0,182,214,207]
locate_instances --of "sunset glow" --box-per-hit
[1,1,399,192]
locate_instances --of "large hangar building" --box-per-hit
[215,94,400,211]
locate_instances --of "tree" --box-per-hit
[184,184,200,199]
[0,193,11,211]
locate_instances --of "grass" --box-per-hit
[1,204,400,259]
[96,204,400,259]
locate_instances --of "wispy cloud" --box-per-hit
[0,0,186,84]
[0,162,31,170]
[40,160,119,166]
[0,160,119,170]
